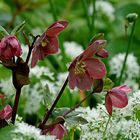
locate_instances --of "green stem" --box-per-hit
[103,115,111,139]
[39,77,68,129]
[48,0,58,21]
[82,0,91,39]
[118,21,136,85]
[91,0,96,35]
[63,91,95,117]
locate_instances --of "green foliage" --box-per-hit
[0,25,9,39]
[0,125,15,140]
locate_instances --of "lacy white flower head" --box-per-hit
[63,41,84,59]
[30,65,55,80]
[88,0,115,21]
[109,53,140,89]
[0,77,15,96]
[23,83,44,114]
[12,122,56,140]
[73,90,140,140]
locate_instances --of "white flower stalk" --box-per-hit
[109,53,140,89]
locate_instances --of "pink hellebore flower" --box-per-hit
[68,39,107,90]
[43,124,67,140]
[31,21,68,67]
[105,85,132,115]
[0,105,12,120]
[0,35,22,60]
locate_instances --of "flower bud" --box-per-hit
[0,35,22,60]
[126,13,138,23]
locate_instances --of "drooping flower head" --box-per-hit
[0,35,22,60]
[43,124,67,140]
[68,38,108,90]
[31,21,68,67]
[105,85,132,115]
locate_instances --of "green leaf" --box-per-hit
[0,125,15,140]
[11,21,26,35]
[0,94,14,111]
[103,78,114,92]
[0,25,9,39]
[65,116,88,126]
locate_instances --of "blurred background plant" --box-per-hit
[0,0,140,139]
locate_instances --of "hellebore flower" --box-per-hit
[105,85,132,115]
[0,105,12,120]
[31,21,68,67]
[43,124,67,140]
[68,39,107,90]
[0,35,22,60]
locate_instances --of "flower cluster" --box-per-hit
[75,90,140,140]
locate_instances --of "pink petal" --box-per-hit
[76,72,93,90]
[31,45,45,68]
[105,94,113,115]
[68,67,77,89]
[81,40,107,60]
[109,89,128,108]
[47,21,68,37]
[85,58,106,79]
[50,124,67,140]
[96,49,109,58]
[0,105,12,120]
[43,37,59,55]
[113,85,132,93]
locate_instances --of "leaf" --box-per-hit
[0,94,14,111]
[103,78,114,92]
[0,25,9,39]
[11,21,26,35]
[65,116,88,126]
[0,125,15,140]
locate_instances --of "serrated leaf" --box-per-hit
[0,94,14,111]
[0,25,9,39]
[103,78,114,91]
[11,21,26,35]
[65,116,88,126]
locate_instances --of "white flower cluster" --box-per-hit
[75,90,140,140]
[63,41,84,59]
[88,0,115,21]
[109,53,140,90]
[12,122,56,140]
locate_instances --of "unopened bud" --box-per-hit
[126,13,138,23]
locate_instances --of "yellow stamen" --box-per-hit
[41,41,47,47]
[75,61,86,75]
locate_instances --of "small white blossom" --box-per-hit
[89,0,115,21]
[12,122,56,140]
[63,41,83,59]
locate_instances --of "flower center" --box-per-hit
[41,40,48,47]
[75,61,86,75]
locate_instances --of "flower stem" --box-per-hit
[26,35,40,64]
[39,77,68,129]
[118,21,136,85]
[11,87,21,124]
[63,91,95,117]
[82,0,91,39]
[103,115,111,139]
[91,0,96,35]
[48,0,58,21]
